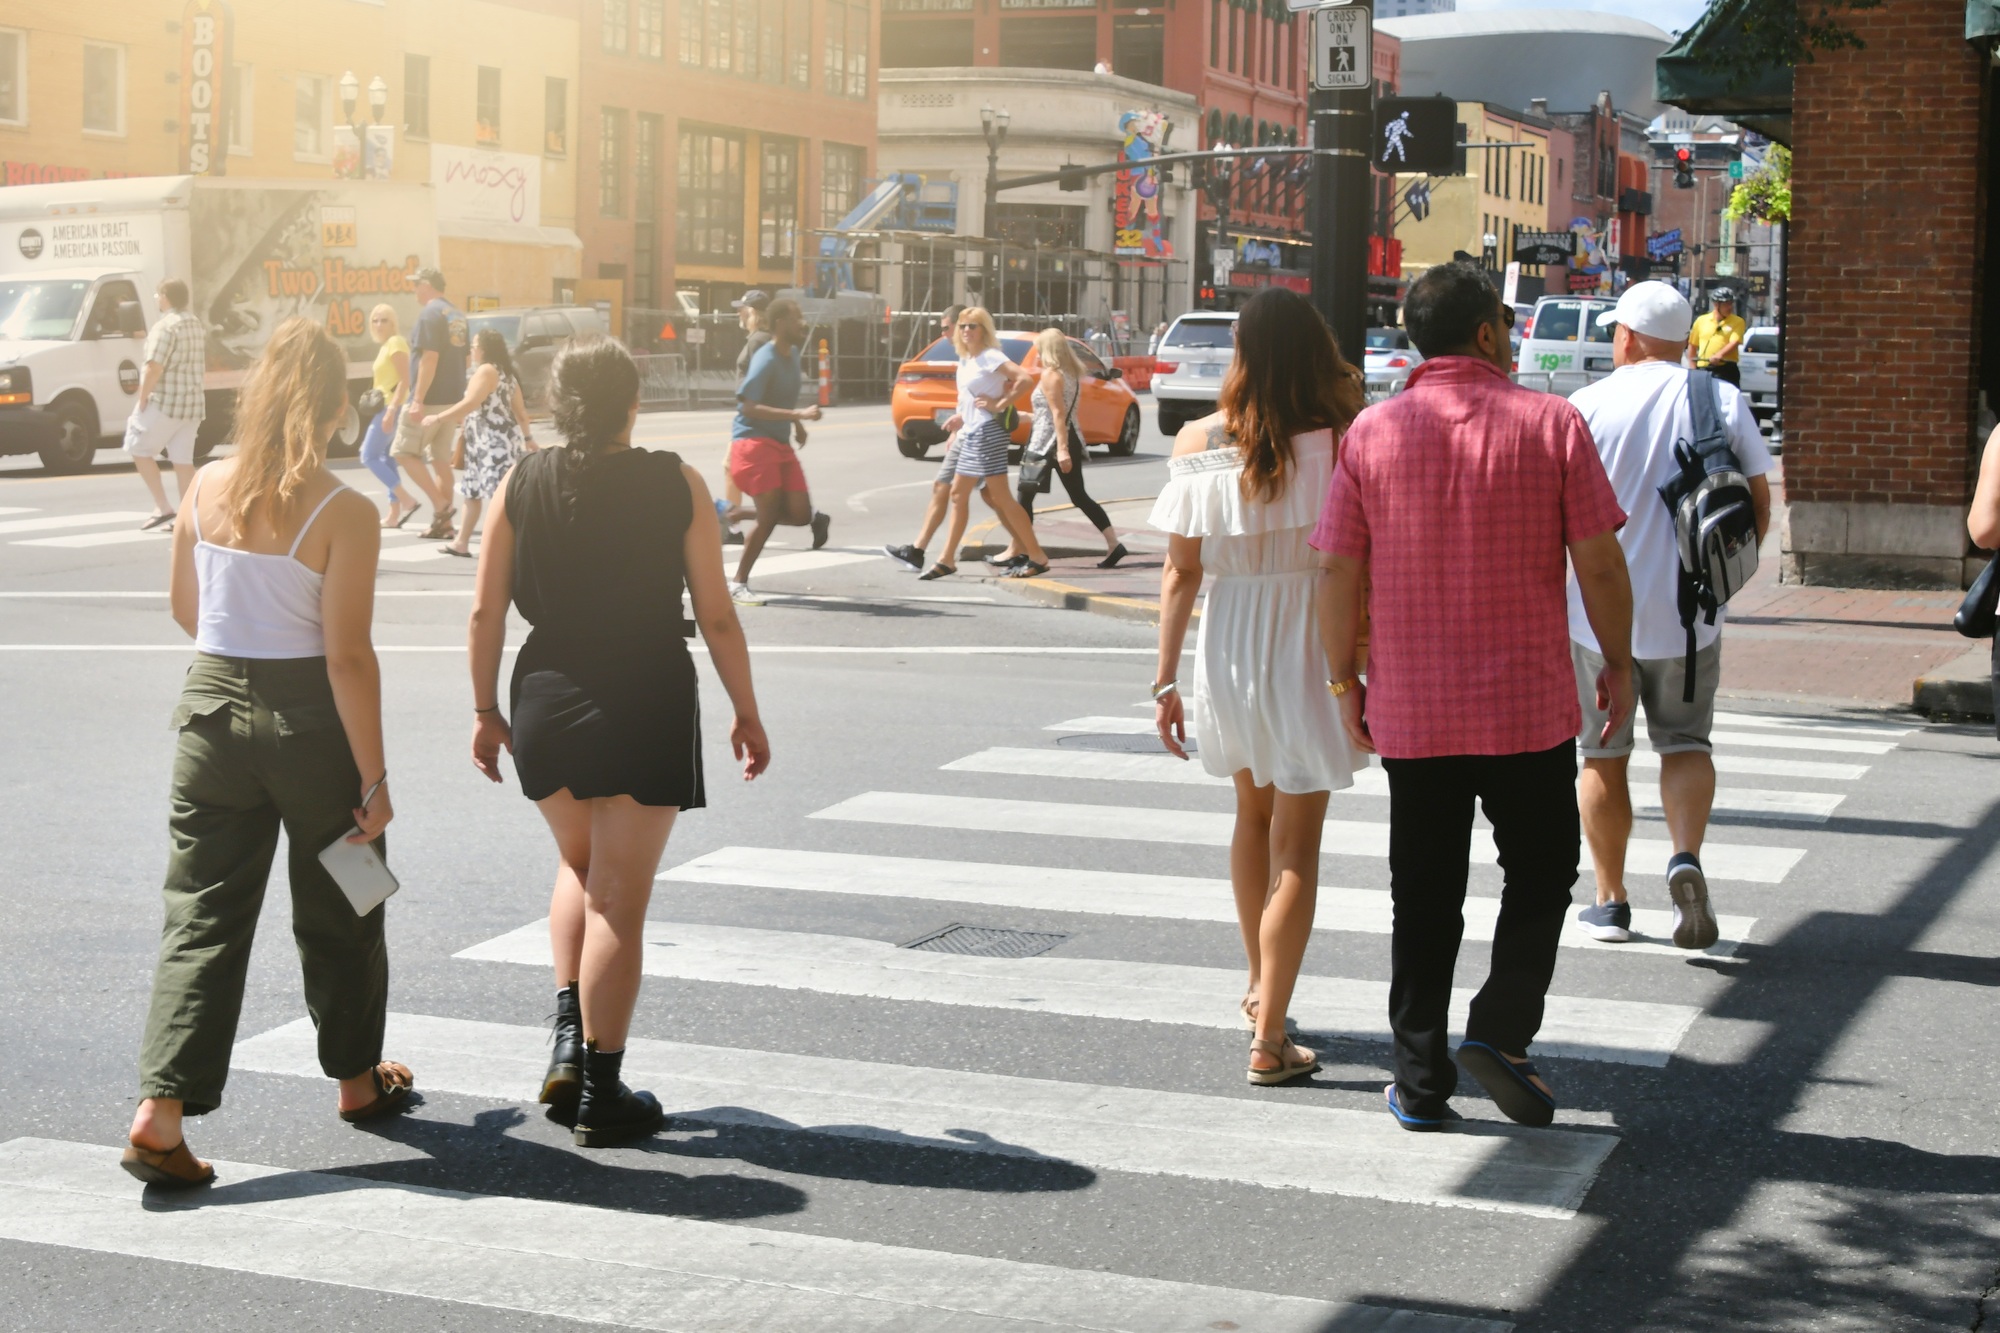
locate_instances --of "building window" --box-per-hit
[759,137,798,266]
[787,0,811,86]
[599,107,627,216]
[545,76,567,155]
[708,0,739,72]
[603,0,629,54]
[825,1,848,94]
[227,63,252,154]
[759,0,783,84]
[634,112,662,309]
[848,2,869,97]
[677,126,745,263]
[822,142,865,227]
[403,54,429,139]
[638,0,665,58]
[293,72,326,157]
[476,66,501,145]
[736,0,760,76]
[0,29,24,127]
[82,42,124,136]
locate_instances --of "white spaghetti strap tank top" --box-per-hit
[191,472,348,659]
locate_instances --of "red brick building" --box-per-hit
[1664,0,1991,588]
[577,0,879,336]
[878,0,1400,306]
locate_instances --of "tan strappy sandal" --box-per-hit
[338,1061,415,1122]
[1240,992,1259,1030]
[1247,1036,1319,1086]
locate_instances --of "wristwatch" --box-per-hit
[1327,676,1361,697]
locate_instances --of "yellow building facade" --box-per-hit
[0,0,580,307]
[1396,102,1553,293]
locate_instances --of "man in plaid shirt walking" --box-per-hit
[130,278,207,530]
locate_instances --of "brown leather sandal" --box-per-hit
[120,1140,215,1189]
[338,1061,415,1123]
[1240,992,1259,1031]
[1247,1036,1319,1086]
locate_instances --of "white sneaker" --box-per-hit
[729,581,763,606]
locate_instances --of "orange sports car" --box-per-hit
[891,329,1143,461]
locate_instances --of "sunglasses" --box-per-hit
[1497,304,1516,329]
[957,322,980,330]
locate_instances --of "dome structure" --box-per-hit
[1378,8,1673,118]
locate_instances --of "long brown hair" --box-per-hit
[227,317,349,534]
[1217,287,1364,503]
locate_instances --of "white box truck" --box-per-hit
[0,175,436,473]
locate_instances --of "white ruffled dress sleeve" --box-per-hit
[1148,429,1335,538]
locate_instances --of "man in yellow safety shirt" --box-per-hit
[1686,287,1746,387]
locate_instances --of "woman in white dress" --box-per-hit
[1150,286,1366,1085]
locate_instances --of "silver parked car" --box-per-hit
[1151,311,1237,436]
[1739,325,1780,428]
[1364,327,1424,400]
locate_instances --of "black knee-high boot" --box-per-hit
[573,1043,664,1148]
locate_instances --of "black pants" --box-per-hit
[1017,444,1112,532]
[1381,740,1579,1117]
[1700,360,1742,387]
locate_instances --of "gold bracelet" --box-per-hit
[1327,676,1361,697]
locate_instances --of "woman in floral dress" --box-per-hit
[422,327,537,556]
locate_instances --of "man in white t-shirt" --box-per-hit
[1564,281,1773,950]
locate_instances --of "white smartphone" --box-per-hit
[317,830,401,917]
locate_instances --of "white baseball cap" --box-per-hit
[1594,280,1693,342]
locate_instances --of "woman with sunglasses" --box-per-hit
[359,304,420,529]
[919,308,1049,581]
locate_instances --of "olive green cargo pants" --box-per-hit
[137,655,389,1115]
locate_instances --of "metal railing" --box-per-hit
[633,354,689,409]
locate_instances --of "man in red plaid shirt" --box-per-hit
[1312,261,1635,1133]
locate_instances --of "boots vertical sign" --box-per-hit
[181,0,234,176]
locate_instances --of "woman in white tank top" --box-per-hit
[124,319,412,1190]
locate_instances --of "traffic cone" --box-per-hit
[817,338,831,408]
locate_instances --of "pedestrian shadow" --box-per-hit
[646,1106,1096,1194]
[325,1106,810,1221]
[750,595,966,619]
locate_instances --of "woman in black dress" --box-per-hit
[467,337,770,1148]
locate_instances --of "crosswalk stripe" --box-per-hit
[377,543,454,563]
[235,1013,1617,1217]
[944,747,1844,823]
[1705,729,1897,756]
[663,845,1758,957]
[0,1138,1507,1332]
[813,791,1807,885]
[1050,714,1898,758]
[0,506,36,516]
[1712,710,1913,738]
[1628,749,1868,781]
[14,527,174,549]
[458,919,1701,1066]
[748,549,877,577]
[0,511,153,536]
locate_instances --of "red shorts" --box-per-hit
[727,435,808,495]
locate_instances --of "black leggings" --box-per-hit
[1018,443,1112,532]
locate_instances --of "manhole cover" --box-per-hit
[900,924,1069,958]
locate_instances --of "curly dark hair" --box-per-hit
[547,336,641,518]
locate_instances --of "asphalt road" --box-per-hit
[1,405,1996,1332]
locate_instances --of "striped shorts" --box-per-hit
[946,418,1012,479]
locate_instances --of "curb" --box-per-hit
[1004,576,1183,627]
[1913,643,1994,720]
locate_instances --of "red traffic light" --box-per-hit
[1675,147,1693,167]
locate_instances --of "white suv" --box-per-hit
[1739,325,1780,428]
[1151,312,1237,436]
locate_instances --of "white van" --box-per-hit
[1517,295,1617,396]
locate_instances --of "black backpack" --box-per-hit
[1657,370,1760,700]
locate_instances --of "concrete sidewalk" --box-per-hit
[987,472,1987,715]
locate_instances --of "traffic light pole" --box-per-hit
[1308,29,1373,364]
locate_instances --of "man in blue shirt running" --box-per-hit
[724,297,827,603]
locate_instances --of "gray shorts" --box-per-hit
[1573,639,1720,760]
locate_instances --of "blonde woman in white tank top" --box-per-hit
[125,319,412,1190]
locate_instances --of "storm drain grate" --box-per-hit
[899,924,1069,959]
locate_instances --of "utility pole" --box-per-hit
[1307,1,1374,365]
[980,105,1010,312]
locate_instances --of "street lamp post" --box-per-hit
[1203,146,1235,306]
[336,71,391,179]
[1482,230,1499,274]
[980,105,1010,311]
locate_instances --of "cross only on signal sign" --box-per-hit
[1313,6,1372,90]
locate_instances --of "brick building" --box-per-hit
[576,0,879,337]
[1662,0,1990,587]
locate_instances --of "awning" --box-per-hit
[1973,1,2000,41]
[1654,0,1794,144]
[437,218,583,251]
